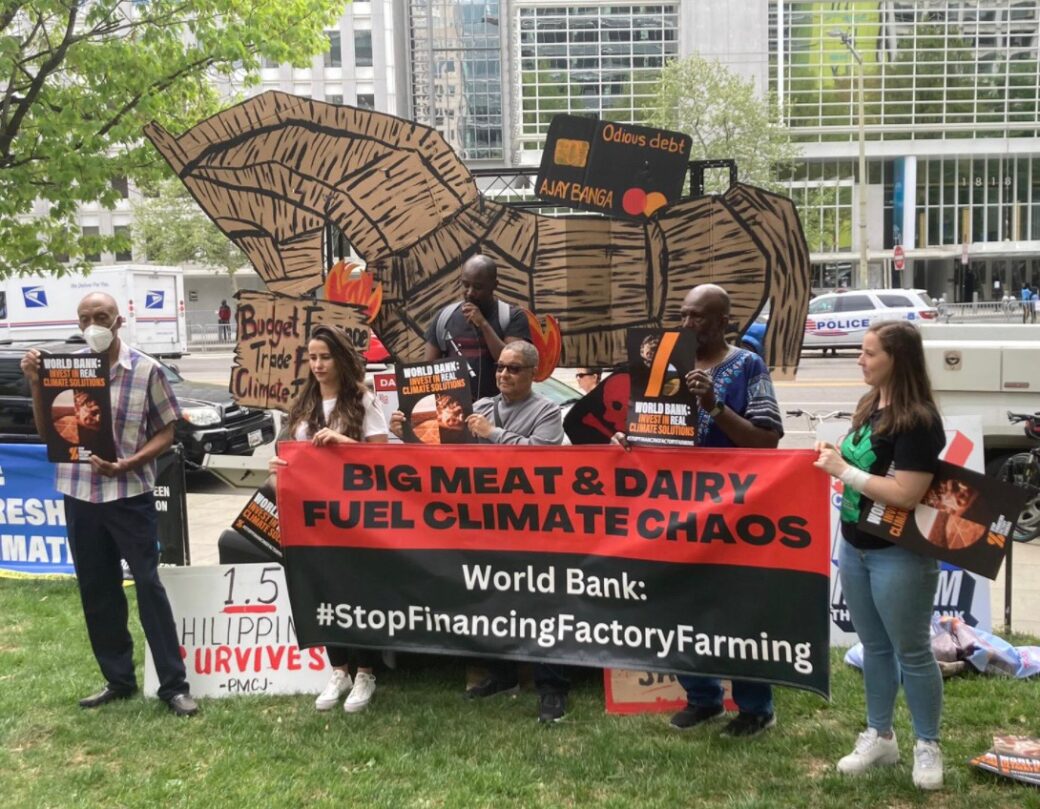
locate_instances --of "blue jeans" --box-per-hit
[839,540,942,741]
[678,675,773,717]
[65,493,189,702]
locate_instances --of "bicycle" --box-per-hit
[785,409,853,430]
[999,411,1040,543]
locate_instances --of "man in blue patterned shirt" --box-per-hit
[615,284,784,737]
[21,292,198,717]
[672,283,784,736]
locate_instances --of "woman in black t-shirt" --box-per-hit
[814,321,946,791]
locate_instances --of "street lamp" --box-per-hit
[830,29,868,290]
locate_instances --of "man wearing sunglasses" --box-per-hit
[574,368,601,394]
[462,341,563,448]
[465,341,568,722]
[393,341,566,719]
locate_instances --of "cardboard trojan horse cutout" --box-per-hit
[145,91,810,405]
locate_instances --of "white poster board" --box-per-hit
[823,415,992,647]
[145,563,330,698]
[372,372,403,443]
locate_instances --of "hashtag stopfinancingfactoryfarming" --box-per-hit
[315,602,335,626]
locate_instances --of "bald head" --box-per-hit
[461,253,498,307]
[462,254,497,279]
[79,292,120,315]
[680,284,731,354]
[77,292,123,355]
[682,284,730,317]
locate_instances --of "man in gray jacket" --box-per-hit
[463,340,563,447]
[390,340,566,722]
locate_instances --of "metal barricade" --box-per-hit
[934,301,1024,324]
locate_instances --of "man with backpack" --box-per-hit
[423,254,530,399]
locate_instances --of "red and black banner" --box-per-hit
[277,444,832,696]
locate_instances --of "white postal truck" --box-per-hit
[0,265,187,357]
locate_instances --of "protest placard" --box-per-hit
[144,564,329,699]
[858,460,1031,579]
[231,481,282,561]
[971,736,1040,786]
[38,352,116,462]
[537,115,692,219]
[625,329,697,447]
[277,443,832,696]
[394,359,473,444]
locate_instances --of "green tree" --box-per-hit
[132,177,247,286]
[645,54,800,193]
[0,0,349,278]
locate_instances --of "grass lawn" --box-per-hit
[2,578,1039,809]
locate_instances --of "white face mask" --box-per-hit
[83,324,114,353]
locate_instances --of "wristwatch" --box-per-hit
[707,400,725,419]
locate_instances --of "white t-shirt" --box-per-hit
[292,391,388,441]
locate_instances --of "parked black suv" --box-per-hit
[0,339,275,467]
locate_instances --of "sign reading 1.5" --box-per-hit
[223,564,280,606]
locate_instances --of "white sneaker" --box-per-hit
[837,728,900,774]
[314,669,352,711]
[344,671,376,713]
[912,739,944,790]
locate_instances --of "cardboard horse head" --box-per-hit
[146,91,810,376]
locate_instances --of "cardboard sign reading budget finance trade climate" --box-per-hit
[229,290,369,411]
[38,352,117,463]
[537,114,692,220]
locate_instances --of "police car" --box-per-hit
[803,288,938,353]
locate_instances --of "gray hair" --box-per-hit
[502,340,539,368]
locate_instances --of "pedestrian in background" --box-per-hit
[217,300,232,342]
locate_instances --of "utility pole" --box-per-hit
[831,30,868,290]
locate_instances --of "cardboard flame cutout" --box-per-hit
[523,310,562,381]
[324,260,383,322]
[146,92,810,377]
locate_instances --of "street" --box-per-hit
[774,352,865,448]
[175,349,866,473]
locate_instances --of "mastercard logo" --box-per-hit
[622,188,668,217]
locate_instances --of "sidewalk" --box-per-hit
[185,490,251,566]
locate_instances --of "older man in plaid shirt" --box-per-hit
[21,292,198,717]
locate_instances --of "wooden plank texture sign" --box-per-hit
[230,290,369,410]
[148,92,812,378]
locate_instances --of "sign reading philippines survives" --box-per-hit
[278,444,832,696]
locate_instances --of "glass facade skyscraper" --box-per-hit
[771,1,1040,297]
[408,0,505,161]
[513,3,679,157]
